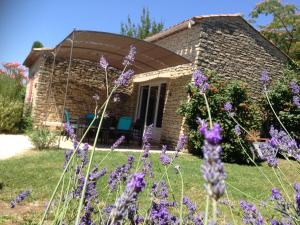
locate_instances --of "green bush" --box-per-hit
[178,71,261,163]
[0,96,23,133]
[28,128,59,150]
[260,68,300,139]
[0,74,25,101]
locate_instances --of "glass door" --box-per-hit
[136,83,167,141]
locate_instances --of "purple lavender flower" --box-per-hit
[111,136,125,150]
[261,70,269,88]
[200,123,222,145]
[193,69,209,93]
[77,143,89,166]
[149,201,178,225]
[114,69,134,86]
[89,167,107,181]
[126,173,146,193]
[270,188,290,217]
[64,149,73,168]
[234,125,241,136]
[259,142,278,167]
[10,190,31,208]
[109,173,145,224]
[151,181,168,199]
[160,145,171,165]
[64,122,76,140]
[271,188,283,201]
[143,124,153,144]
[174,135,187,157]
[200,122,225,200]
[149,180,178,225]
[240,200,265,225]
[293,95,300,108]
[290,81,300,94]
[260,126,300,164]
[142,124,153,159]
[183,196,196,212]
[108,156,135,191]
[99,55,109,70]
[224,102,233,112]
[142,159,153,178]
[123,45,137,66]
[294,183,300,215]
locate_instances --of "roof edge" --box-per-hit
[23,48,53,67]
[144,13,290,62]
[144,14,242,42]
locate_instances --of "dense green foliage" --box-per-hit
[0,71,25,101]
[121,7,164,39]
[260,68,300,139]
[0,64,30,133]
[250,0,300,64]
[178,71,261,163]
[31,41,44,49]
[0,96,24,133]
[28,128,59,150]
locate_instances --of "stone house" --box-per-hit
[23,14,289,147]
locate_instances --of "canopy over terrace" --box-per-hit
[24,30,190,74]
[23,30,190,139]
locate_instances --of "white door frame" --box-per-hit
[135,80,166,141]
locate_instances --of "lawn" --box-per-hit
[0,149,299,224]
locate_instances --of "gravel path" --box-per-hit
[0,134,33,160]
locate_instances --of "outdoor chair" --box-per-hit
[84,113,98,142]
[98,117,112,145]
[132,119,143,146]
[112,116,133,145]
[63,109,80,139]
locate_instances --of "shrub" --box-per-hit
[0,62,29,133]
[0,74,25,101]
[260,68,300,139]
[0,96,23,133]
[178,71,261,163]
[28,128,58,150]
[17,104,33,132]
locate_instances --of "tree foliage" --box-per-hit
[121,7,164,39]
[250,0,300,63]
[31,41,44,49]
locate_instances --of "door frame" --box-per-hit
[135,80,167,141]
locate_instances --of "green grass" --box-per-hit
[0,150,299,224]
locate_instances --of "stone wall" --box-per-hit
[29,57,134,128]
[195,16,288,97]
[153,25,201,63]
[152,16,288,97]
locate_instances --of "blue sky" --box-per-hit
[0,0,299,65]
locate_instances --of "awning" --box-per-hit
[24,30,190,74]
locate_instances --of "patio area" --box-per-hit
[23,30,190,149]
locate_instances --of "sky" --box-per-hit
[0,0,299,65]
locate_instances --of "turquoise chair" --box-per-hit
[64,109,77,125]
[114,116,133,145]
[116,116,132,131]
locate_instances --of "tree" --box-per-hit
[31,41,44,49]
[250,0,300,63]
[121,7,164,39]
